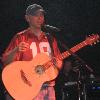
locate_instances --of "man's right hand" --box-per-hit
[17,42,30,52]
[2,42,30,65]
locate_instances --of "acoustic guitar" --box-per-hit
[2,34,99,100]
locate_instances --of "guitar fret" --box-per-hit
[45,61,52,69]
[57,55,63,60]
[63,51,70,59]
[83,41,87,45]
[79,43,84,47]
[61,53,65,59]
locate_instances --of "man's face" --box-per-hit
[26,11,44,28]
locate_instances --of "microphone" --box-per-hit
[42,24,60,32]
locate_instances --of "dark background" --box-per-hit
[0,0,100,74]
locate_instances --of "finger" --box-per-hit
[19,43,30,48]
[21,45,29,49]
[20,42,29,46]
[19,47,29,51]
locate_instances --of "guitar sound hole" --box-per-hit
[35,65,45,75]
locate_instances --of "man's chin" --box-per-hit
[36,25,42,29]
[31,24,42,29]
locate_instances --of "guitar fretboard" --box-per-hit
[57,40,88,60]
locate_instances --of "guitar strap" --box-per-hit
[45,33,54,56]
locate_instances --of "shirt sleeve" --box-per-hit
[2,34,21,64]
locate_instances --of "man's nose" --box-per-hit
[38,16,43,19]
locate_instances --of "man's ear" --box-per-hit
[25,15,29,22]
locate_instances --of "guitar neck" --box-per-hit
[43,34,99,70]
[57,40,88,60]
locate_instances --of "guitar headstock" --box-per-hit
[85,34,100,45]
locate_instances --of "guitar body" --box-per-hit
[2,53,59,100]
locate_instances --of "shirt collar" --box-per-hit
[27,27,46,40]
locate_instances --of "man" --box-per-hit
[2,4,62,100]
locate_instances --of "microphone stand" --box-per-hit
[58,40,94,100]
